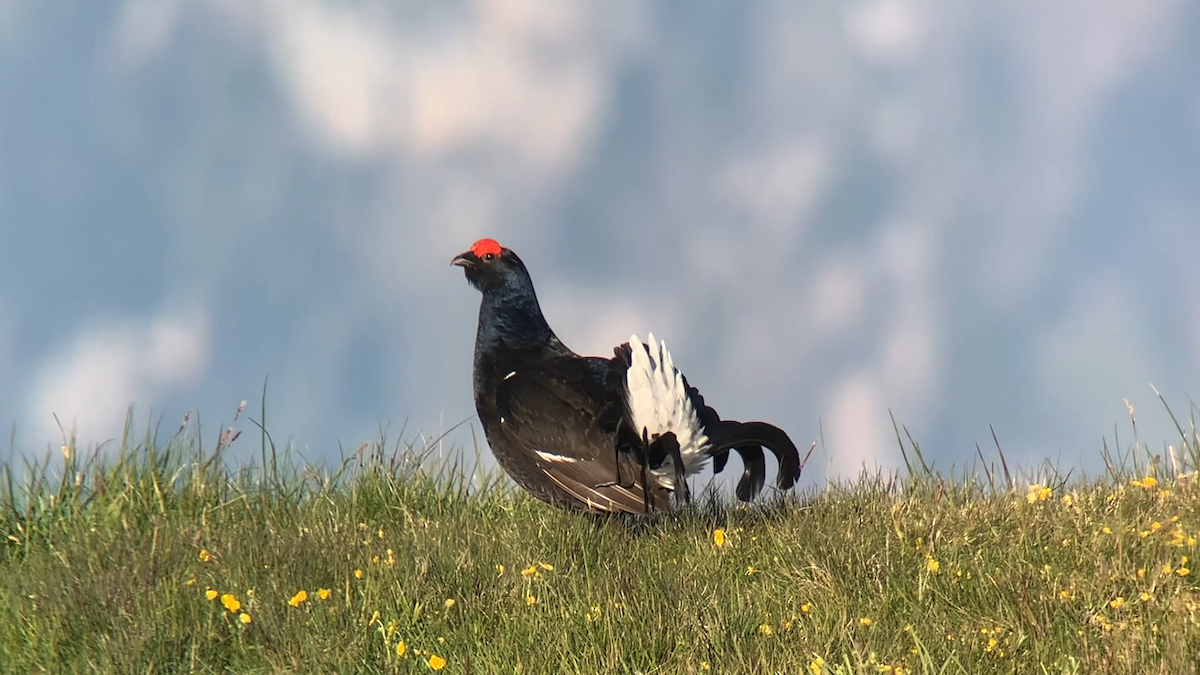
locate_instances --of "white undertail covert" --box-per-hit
[625,333,711,488]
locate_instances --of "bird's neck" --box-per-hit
[475,289,569,358]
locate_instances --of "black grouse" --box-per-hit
[453,238,803,514]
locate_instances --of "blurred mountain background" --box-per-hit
[1,1,1198,484]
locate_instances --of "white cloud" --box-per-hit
[108,0,645,167]
[539,284,672,360]
[824,372,898,477]
[978,0,1185,305]
[810,258,867,336]
[203,0,639,169]
[25,310,210,449]
[1033,279,1158,440]
[110,0,185,71]
[845,0,926,66]
[715,140,830,255]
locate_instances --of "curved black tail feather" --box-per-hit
[707,420,802,500]
[731,445,766,502]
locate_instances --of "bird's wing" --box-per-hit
[494,362,669,514]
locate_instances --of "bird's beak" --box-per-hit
[451,251,475,267]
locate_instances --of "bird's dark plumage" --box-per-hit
[454,238,803,514]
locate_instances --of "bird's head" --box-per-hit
[451,238,533,295]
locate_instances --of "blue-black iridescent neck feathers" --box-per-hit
[454,238,805,515]
[452,238,570,357]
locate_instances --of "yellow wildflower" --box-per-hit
[205,589,218,601]
[239,613,251,624]
[746,566,756,576]
[198,549,211,562]
[354,569,364,579]
[185,578,196,586]
[758,623,773,636]
[1140,592,1152,602]
[1026,484,1051,503]
[288,590,308,607]
[859,617,873,626]
[538,562,554,571]
[317,588,331,600]
[808,655,826,675]
[521,565,538,577]
[1110,597,1125,609]
[1101,526,1113,535]
[1178,567,1191,577]
[396,640,407,657]
[713,529,727,548]
[1062,494,1074,506]
[525,595,537,606]
[800,602,812,613]
[369,610,381,626]
[220,594,241,613]
[496,564,505,577]
[444,598,456,610]
[925,556,940,573]
[428,654,446,670]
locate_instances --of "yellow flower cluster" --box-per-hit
[286,588,332,607]
[520,562,554,577]
[378,619,447,671]
[1026,484,1052,503]
[203,589,251,625]
[808,652,907,675]
[1130,476,1158,489]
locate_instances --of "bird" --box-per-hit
[452,238,804,514]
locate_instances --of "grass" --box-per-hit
[2,402,1200,674]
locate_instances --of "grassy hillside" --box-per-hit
[2,408,1199,674]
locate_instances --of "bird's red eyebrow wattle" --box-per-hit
[470,238,503,257]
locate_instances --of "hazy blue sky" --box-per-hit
[2,1,1198,485]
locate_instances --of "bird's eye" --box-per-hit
[483,252,495,261]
